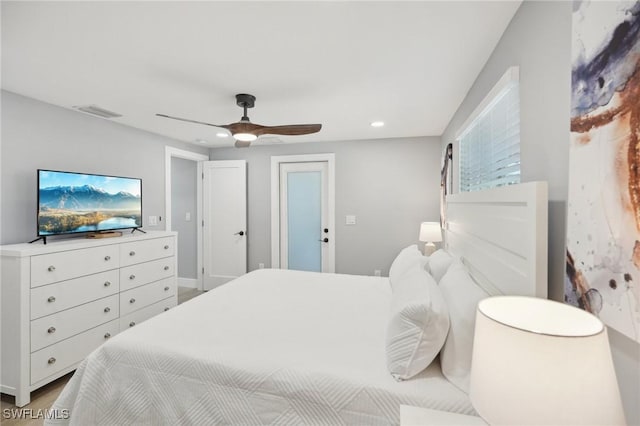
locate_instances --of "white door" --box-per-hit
[202,160,247,290]
[279,161,334,272]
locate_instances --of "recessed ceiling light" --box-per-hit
[370,121,385,128]
[195,139,208,144]
[216,132,229,138]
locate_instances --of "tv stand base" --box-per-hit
[131,228,147,234]
[28,236,47,245]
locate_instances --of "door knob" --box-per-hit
[319,238,329,243]
[234,231,245,236]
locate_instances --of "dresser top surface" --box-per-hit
[1,231,177,257]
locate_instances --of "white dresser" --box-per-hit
[1,231,177,407]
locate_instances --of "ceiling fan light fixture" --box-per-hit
[156,93,321,149]
[234,132,258,142]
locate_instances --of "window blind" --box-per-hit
[458,69,520,193]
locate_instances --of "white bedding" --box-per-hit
[47,269,473,425]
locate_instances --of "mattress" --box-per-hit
[47,269,473,425]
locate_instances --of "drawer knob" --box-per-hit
[164,307,170,312]
[47,326,56,334]
[129,321,136,327]
[129,251,136,256]
[104,307,111,313]
[104,281,111,287]
[47,296,56,303]
[48,357,56,365]
[164,286,170,291]
[104,332,111,339]
[129,298,136,304]
[164,266,170,271]
[129,275,136,280]
[164,245,169,250]
[48,265,56,272]
[104,255,111,261]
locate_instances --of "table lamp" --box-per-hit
[419,221,442,256]
[470,296,625,425]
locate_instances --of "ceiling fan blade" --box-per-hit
[234,140,252,148]
[254,124,322,136]
[156,113,229,129]
[226,121,264,134]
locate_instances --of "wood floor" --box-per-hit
[0,286,204,425]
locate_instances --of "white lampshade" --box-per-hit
[419,221,442,243]
[470,296,625,426]
[233,132,257,142]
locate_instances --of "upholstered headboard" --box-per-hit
[444,181,548,298]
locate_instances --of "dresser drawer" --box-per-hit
[120,237,174,267]
[31,295,119,352]
[120,277,176,316]
[31,245,119,288]
[120,296,177,332]
[30,270,119,320]
[120,257,174,292]
[31,319,119,385]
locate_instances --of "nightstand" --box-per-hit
[400,405,487,425]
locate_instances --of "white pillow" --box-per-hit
[386,264,450,380]
[427,249,454,283]
[388,244,424,284]
[438,261,489,393]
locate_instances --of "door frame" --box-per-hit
[270,153,335,272]
[165,146,209,290]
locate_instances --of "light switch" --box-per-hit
[185,212,191,221]
[345,215,356,225]
[148,216,158,226]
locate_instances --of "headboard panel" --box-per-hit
[444,181,548,298]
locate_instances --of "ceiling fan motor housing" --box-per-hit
[236,94,256,109]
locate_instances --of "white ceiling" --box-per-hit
[1,1,521,148]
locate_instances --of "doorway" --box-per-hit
[164,147,209,290]
[271,154,335,272]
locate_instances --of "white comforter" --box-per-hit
[47,269,473,425]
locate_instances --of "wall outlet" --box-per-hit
[258,263,265,269]
[374,269,381,277]
[148,215,158,226]
[345,215,357,225]
[185,212,191,221]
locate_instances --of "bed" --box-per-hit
[47,181,548,425]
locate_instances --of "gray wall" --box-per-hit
[0,90,209,245]
[171,157,198,280]
[440,2,639,424]
[210,136,441,276]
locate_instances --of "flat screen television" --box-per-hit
[37,169,142,237]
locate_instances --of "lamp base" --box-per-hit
[423,242,436,256]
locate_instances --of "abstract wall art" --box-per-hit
[566,0,640,342]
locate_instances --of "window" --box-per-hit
[457,67,520,192]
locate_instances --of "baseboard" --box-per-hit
[178,277,198,289]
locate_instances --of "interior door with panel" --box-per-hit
[202,160,247,290]
[279,161,333,272]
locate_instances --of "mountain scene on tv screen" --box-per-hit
[38,184,141,234]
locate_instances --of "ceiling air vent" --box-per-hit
[73,105,122,119]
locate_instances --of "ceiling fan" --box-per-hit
[157,94,322,147]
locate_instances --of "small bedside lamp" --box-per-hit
[419,222,442,256]
[470,296,625,426]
